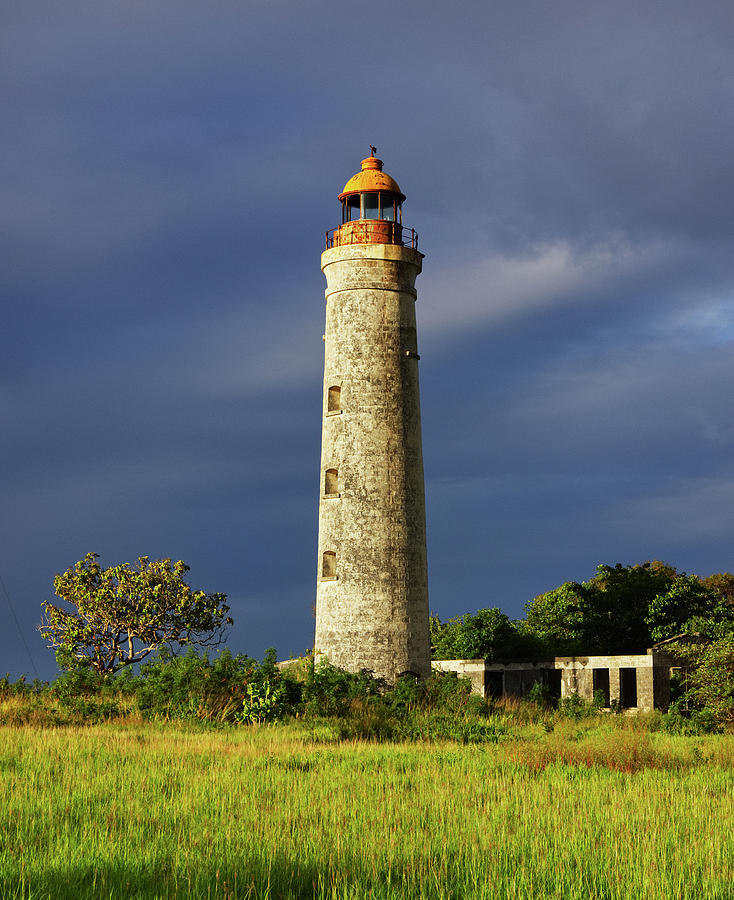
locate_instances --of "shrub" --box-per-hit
[301,661,382,718]
[135,648,258,722]
[558,692,597,720]
[236,680,286,725]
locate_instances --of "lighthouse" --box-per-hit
[314,149,431,683]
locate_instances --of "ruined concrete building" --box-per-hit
[434,642,686,712]
[313,151,431,683]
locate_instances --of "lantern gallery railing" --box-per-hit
[325,223,419,250]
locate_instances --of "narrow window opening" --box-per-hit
[544,669,562,702]
[325,468,338,495]
[484,670,503,700]
[592,668,610,707]
[327,385,341,412]
[620,668,637,708]
[322,551,337,579]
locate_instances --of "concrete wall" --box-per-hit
[434,652,675,712]
[555,654,657,710]
[314,243,430,682]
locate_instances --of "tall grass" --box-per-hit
[1,723,733,899]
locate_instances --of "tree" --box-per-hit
[701,572,734,608]
[584,562,677,652]
[430,608,525,660]
[39,553,232,674]
[645,574,721,642]
[524,562,680,654]
[671,636,734,729]
[523,582,588,656]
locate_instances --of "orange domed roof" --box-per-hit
[338,151,405,202]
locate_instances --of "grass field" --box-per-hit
[1,721,733,899]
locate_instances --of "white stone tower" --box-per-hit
[314,150,430,682]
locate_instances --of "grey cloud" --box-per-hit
[3,0,734,677]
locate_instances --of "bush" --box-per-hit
[661,702,722,735]
[558,692,597,720]
[236,680,286,725]
[301,661,382,718]
[135,648,258,722]
[524,681,555,708]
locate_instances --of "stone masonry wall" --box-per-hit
[314,244,431,682]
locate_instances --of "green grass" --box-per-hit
[1,722,733,899]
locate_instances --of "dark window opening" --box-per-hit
[322,551,336,579]
[327,385,341,412]
[484,670,503,700]
[593,668,611,707]
[325,468,338,494]
[620,668,637,708]
[545,669,562,701]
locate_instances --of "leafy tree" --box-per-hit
[524,562,681,654]
[585,562,678,652]
[431,608,525,660]
[523,582,588,655]
[646,575,721,642]
[701,572,734,607]
[39,553,232,675]
[671,635,734,729]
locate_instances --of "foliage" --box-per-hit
[523,582,588,655]
[236,680,286,725]
[557,692,594,720]
[39,552,232,674]
[524,561,734,658]
[701,572,734,607]
[584,561,677,652]
[524,680,556,709]
[524,561,695,654]
[430,607,533,660]
[668,636,734,729]
[301,660,382,717]
[134,648,284,722]
[645,574,722,642]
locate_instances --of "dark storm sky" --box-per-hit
[3,0,734,678]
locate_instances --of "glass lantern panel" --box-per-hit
[347,195,361,221]
[380,193,396,221]
[363,192,379,219]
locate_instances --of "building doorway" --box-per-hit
[620,668,638,708]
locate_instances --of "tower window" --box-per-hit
[322,551,337,579]
[324,468,338,495]
[327,385,341,412]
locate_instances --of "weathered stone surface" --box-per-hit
[314,243,431,682]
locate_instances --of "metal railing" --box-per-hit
[325,222,419,251]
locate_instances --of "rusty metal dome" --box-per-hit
[338,151,405,202]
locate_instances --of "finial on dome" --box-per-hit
[370,145,377,156]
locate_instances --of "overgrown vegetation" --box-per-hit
[1,646,731,735]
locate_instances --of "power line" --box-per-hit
[0,571,41,680]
